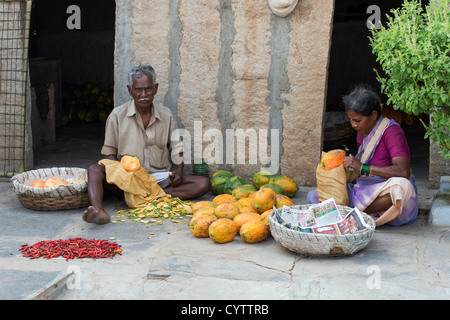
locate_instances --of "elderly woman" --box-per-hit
[342,85,418,227]
[308,85,418,227]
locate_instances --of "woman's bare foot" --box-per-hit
[373,200,401,227]
[82,206,111,224]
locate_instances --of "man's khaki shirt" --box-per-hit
[101,100,183,173]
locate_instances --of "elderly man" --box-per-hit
[83,65,211,224]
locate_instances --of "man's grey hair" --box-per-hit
[128,65,156,86]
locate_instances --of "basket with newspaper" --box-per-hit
[269,198,375,256]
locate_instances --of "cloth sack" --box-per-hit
[98,159,167,208]
[315,149,357,206]
[268,0,299,17]
[316,161,354,206]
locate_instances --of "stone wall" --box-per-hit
[114,0,335,185]
[0,0,33,176]
[430,140,450,189]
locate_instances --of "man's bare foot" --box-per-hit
[82,206,111,224]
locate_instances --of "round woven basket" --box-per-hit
[269,205,375,256]
[11,167,90,211]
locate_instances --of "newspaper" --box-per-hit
[273,198,370,235]
[334,207,370,234]
[290,207,313,233]
[274,206,289,224]
[273,205,313,233]
[312,207,370,235]
[305,198,342,228]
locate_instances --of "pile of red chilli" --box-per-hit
[19,237,122,261]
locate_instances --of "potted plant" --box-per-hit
[369,0,449,159]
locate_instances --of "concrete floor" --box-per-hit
[1,121,444,301]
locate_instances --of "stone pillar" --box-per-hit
[114,0,335,185]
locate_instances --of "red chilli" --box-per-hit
[19,238,122,261]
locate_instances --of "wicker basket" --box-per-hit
[11,167,90,211]
[269,205,375,256]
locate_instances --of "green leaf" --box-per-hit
[369,0,450,159]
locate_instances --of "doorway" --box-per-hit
[325,0,430,183]
[28,0,115,168]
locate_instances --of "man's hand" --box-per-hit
[169,163,184,187]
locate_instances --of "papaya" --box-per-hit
[30,179,45,188]
[232,184,257,199]
[252,188,277,213]
[259,183,286,195]
[192,207,216,218]
[275,194,294,208]
[212,170,232,178]
[223,176,246,195]
[321,152,345,171]
[269,175,299,197]
[233,212,262,231]
[326,153,345,170]
[73,179,86,184]
[239,220,269,243]
[120,155,141,172]
[320,149,345,171]
[210,171,233,195]
[212,194,237,207]
[190,213,218,238]
[260,209,273,235]
[260,208,273,220]
[252,171,274,189]
[190,210,216,230]
[214,202,240,220]
[192,201,215,213]
[236,197,255,209]
[320,149,343,162]
[247,191,257,199]
[209,218,238,243]
[239,206,258,214]
[44,177,69,188]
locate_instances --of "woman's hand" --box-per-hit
[343,155,411,180]
[343,154,362,172]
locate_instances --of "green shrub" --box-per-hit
[369,0,449,158]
